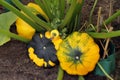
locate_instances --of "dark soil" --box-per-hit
[0,0,120,80]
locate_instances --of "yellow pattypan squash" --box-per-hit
[16,18,35,40]
[16,2,48,40]
[57,32,100,75]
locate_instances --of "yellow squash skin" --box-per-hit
[28,47,56,67]
[28,47,45,67]
[45,30,63,50]
[57,32,100,75]
[27,3,49,21]
[16,18,35,40]
[16,2,48,40]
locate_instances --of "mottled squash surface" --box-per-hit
[57,32,100,75]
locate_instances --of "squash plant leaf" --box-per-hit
[0,11,17,46]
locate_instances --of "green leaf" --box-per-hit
[0,11,17,45]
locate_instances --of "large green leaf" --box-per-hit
[0,11,17,45]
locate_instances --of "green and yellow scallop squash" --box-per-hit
[27,32,59,68]
[57,32,100,75]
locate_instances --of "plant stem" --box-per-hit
[59,0,77,29]
[88,30,120,38]
[57,66,64,80]
[104,10,120,25]
[103,27,113,59]
[41,0,54,20]
[34,0,53,21]
[96,7,102,32]
[0,29,30,43]
[89,0,98,24]
[59,0,65,19]
[97,62,114,80]
[78,75,85,80]
[0,0,42,31]
[88,10,120,38]
[12,0,53,30]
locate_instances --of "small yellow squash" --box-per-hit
[16,3,48,40]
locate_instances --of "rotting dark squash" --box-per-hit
[27,32,59,68]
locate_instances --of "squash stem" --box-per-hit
[57,66,64,80]
[97,62,114,80]
[78,75,85,80]
[0,29,30,43]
